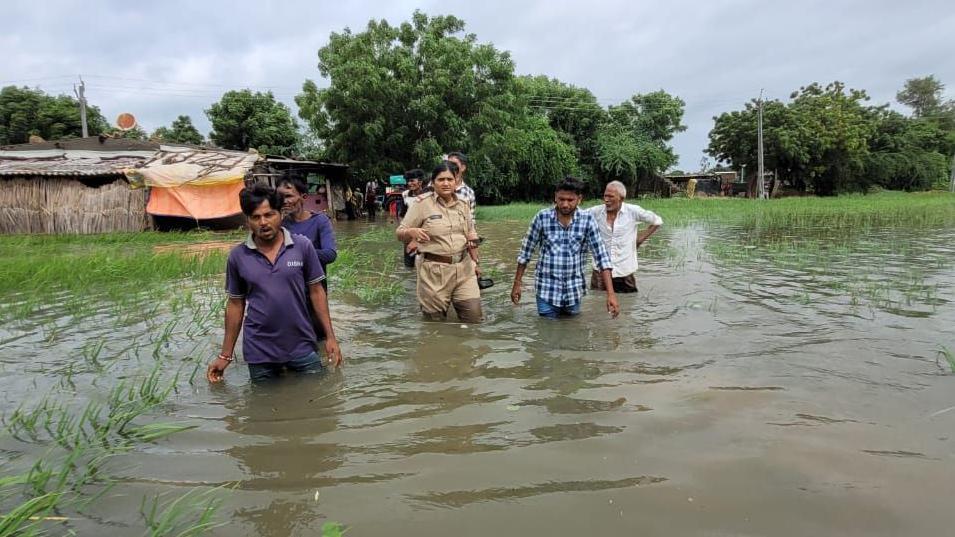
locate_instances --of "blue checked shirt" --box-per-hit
[517,208,612,307]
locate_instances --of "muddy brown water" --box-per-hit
[2,218,955,536]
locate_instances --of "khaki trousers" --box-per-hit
[416,256,483,323]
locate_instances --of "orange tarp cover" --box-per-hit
[124,146,260,220]
[147,181,245,219]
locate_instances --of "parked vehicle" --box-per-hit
[384,174,406,218]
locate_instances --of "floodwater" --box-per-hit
[2,217,955,536]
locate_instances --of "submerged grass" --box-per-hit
[478,191,955,229]
[1,353,220,536]
[0,225,406,323]
[0,231,238,323]
[0,227,399,533]
[333,231,404,304]
[141,487,228,537]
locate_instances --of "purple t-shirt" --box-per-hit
[285,212,337,267]
[225,229,325,364]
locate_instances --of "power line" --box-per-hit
[85,85,224,97]
[84,74,300,92]
[527,96,756,110]
[0,75,76,84]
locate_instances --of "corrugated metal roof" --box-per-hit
[0,154,149,177]
[0,136,160,152]
[264,156,349,169]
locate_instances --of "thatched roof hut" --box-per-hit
[0,136,354,234]
[0,137,155,234]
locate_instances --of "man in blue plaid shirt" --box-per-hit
[511,177,620,319]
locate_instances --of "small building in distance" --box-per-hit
[253,157,351,219]
[0,136,354,234]
[0,136,154,234]
[665,172,730,197]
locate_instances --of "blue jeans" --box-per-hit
[247,351,324,382]
[536,297,581,319]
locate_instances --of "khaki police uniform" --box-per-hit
[397,192,482,323]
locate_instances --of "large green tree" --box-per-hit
[709,79,955,195]
[608,91,687,146]
[896,75,955,156]
[707,98,805,191]
[516,80,686,194]
[517,76,606,180]
[709,82,876,195]
[896,75,950,119]
[297,11,577,201]
[471,114,579,201]
[592,91,686,190]
[0,86,108,145]
[152,115,204,145]
[865,107,949,190]
[783,82,874,194]
[206,90,299,155]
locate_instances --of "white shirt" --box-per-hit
[589,203,663,277]
[402,189,423,213]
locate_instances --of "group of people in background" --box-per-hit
[208,150,662,383]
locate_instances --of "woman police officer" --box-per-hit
[396,161,483,323]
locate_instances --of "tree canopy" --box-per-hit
[109,125,148,141]
[206,90,299,155]
[297,11,566,201]
[296,11,682,202]
[0,86,108,145]
[897,75,951,119]
[152,115,203,145]
[708,79,954,195]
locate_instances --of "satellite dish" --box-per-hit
[116,113,137,131]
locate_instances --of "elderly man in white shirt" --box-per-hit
[588,181,662,293]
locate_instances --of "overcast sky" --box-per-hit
[3,0,953,170]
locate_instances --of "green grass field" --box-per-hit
[477,191,955,228]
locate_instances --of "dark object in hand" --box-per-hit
[477,277,494,290]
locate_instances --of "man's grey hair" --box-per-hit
[606,180,627,198]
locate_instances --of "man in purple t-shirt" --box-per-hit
[276,177,337,290]
[207,184,343,383]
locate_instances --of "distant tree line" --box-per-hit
[1,10,952,199]
[294,11,686,202]
[708,77,955,194]
[0,86,206,146]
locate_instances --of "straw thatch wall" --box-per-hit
[0,177,147,234]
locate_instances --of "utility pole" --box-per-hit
[949,151,955,193]
[757,89,765,199]
[74,76,88,138]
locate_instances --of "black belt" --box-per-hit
[422,251,467,264]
